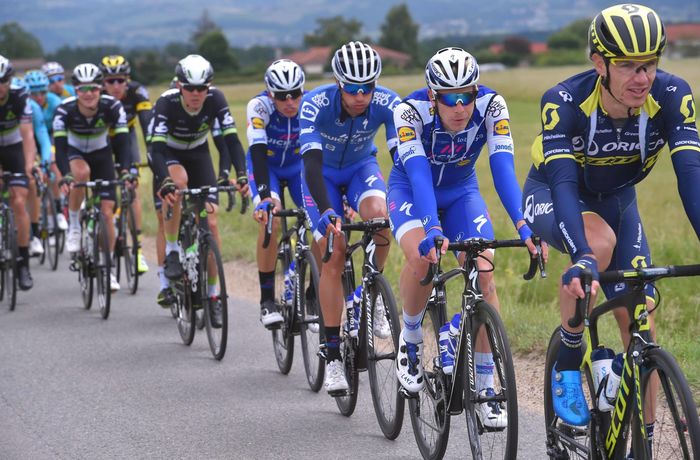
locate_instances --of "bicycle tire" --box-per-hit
[201,234,228,360]
[462,300,517,459]
[543,327,602,460]
[40,188,60,271]
[626,347,700,459]
[335,332,359,416]
[94,213,111,319]
[175,280,195,345]
[0,208,18,311]
[79,214,94,310]
[408,301,451,460]
[298,250,325,392]
[271,241,294,374]
[122,202,139,295]
[366,274,404,440]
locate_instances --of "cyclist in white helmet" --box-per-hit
[388,47,544,427]
[247,59,307,327]
[41,61,76,99]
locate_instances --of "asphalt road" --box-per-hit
[0,251,547,459]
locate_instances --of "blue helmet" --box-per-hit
[24,70,50,93]
[10,77,25,90]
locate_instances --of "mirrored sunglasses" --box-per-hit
[49,75,65,83]
[76,85,101,93]
[435,90,478,107]
[340,81,375,95]
[272,88,303,101]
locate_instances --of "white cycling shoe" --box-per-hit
[396,330,425,393]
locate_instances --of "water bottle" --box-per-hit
[352,285,362,329]
[602,353,624,411]
[438,322,454,374]
[283,260,295,304]
[449,312,462,338]
[591,346,615,411]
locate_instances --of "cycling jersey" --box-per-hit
[59,85,76,99]
[52,94,130,174]
[109,80,152,139]
[391,86,524,238]
[299,83,400,168]
[527,68,700,261]
[34,92,61,135]
[28,99,51,164]
[0,88,32,147]
[150,87,245,181]
[246,91,301,168]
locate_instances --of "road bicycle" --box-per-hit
[544,265,700,459]
[69,179,119,319]
[0,171,22,311]
[323,216,404,439]
[113,176,139,294]
[407,237,545,459]
[32,165,61,271]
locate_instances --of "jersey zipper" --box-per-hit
[280,116,290,167]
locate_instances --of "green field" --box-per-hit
[142,58,700,389]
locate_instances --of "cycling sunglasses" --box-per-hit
[435,89,478,107]
[105,78,127,85]
[272,88,303,101]
[48,75,65,83]
[76,85,101,93]
[182,84,209,93]
[340,81,375,95]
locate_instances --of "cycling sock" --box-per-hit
[325,327,341,362]
[555,327,583,371]
[207,278,218,297]
[258,270,275,303]
[165,241,179,254]
[18,247,29,266]
[31,223,39,237]
[69,210,80,229]
[476,352,495,391]
[402,310,424,344]
[157,266,170,290]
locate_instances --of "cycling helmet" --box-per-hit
[331,41,382,85]
[175,54,213,85]
[0,55,14,80]
[589,4,666,58]
[100,55,131,75]
[425,47,479,92]
[10,77,25,91]
[41,61,65,77]
[71,63,104,86]
[264,59,305,93]
[24,70,50,92]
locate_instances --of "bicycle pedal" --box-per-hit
[328,389,350,398]
[264,322,282,331]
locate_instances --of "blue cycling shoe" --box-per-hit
[551,364,590,426]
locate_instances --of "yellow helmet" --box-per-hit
[99,55,131,75]
[589,4,666,58]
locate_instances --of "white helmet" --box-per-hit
[71,63,104,86]
[41,61,65,77]
[331,41,382,85]
[176,54,213,85]
[0,55,14,80]
[265,59,305,93]
[425,47,479,91]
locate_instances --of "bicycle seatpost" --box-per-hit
[568,269,592,328]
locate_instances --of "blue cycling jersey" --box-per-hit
[28,99,52,164]
[246,91,301,168]
[38,92,62,134]
[528,68,700,260]
[299,83,400,168]
[393,86,524,232]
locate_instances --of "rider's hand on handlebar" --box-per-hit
[562,254,599,299]
[517,222,549,262]
[158,177,178,207]
[235,175,250,197]
[254,199,273,224]
[419,227,448,264]
[59,173,74,195]
[319,208,342,237]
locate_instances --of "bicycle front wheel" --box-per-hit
[201,234,228,360]
[366,274,404,440]
[298,250,325,392]
[629,347,700,459]
[41,188,59,271]
[462,300,517,459]
[79,216,94,310]
[0,208,18,311]
[271,242,294,374]
[408,302,451,460]
[94,214,111,319]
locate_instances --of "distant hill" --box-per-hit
[5,0,698,52]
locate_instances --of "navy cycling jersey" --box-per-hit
[106,80,152,141]
[149,86,245,180]
[529,68,700,260]
[393,86,524,232]
[299,83,400,168]
[0,88,32,147]
[246,91,301,168]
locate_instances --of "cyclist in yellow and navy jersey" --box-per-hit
[100,55,152,274]
[522,4,700,428]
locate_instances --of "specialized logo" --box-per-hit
[542,103,560,130]
[473,214,487,233]
[365,174,379,187]
[398,126,416,143]
[251,117,264,129]
[494,119,510,136]
[399,201,413,217]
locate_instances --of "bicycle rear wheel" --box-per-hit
[79,216,94,310]
[201,234,228,360]
[94,214,111,319]
[0,208,17,311]
[366,274,404,440]
[462,300,517,459]
[408,302,451,460]
[40,188,59,271]
[271,242,294,374]
[629,347,700,459]
[298,250,325,392]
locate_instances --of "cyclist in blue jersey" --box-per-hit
[522,4,700,428]
[247,59,306,327]
[0,56,37,290]
[389,48,542,427]
[299,41,400,394]
[42,62,76,100]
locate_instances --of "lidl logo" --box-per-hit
[398,126,416,143]
[494,119,510,136]
[251,117,264,129]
